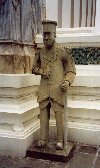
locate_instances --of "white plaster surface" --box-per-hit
[0,74,40,156]
[46,0,58,22]
[0,119,40,157]
[0,65,100,156]
[35,31,100,45]
[62,0,71,28]
[73,65,100,87]
[0,74,40,88]
[95,0,100,32]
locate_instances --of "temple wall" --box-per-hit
[0,0,100,157]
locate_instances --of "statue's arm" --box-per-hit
[61,48,76,90]
[32,49,43,75]
[32,49,50,78]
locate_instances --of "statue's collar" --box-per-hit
[43,42,57,64]
[44,42,57,51]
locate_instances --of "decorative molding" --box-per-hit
[0,74,40,157]
[36,42,100,48]
[0,41,35,57]
[0,41,35,73]
[12,0,20,11]
[35,29,100,48]
[0,119,40,157]
[71,48,100,64]
[0,74,40,88]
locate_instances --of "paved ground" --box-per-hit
[0,143,100,168]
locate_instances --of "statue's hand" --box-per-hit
[60,81,69,92]
[32,66,50,78]
[32,67,39,75]
[43,66,50,78]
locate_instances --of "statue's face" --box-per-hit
[43,32,56,48]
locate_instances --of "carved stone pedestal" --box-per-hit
[0,74,40,157]
[26,141,74,163]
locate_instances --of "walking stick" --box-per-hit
[63,91,68,150]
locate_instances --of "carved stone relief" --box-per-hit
[12,0,20,11]
[0,0,42,74]
[0,42,35,73]
[71,48,100,65]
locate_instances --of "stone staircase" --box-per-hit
[50,65,100,145]
[65,65,100,145]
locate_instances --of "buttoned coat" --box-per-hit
[32,43,76,106]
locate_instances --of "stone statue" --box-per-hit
[32,20,76,150]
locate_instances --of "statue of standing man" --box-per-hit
[32,20,76,150]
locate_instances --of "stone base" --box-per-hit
[0,74,40,157]
[0,127,39,157]
[26,141,74,163]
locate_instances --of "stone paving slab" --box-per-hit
[68,152,94,168]
[0,143,100,168]
[0,156,68,168]
[78,145,97,154]
[94,157,100,168]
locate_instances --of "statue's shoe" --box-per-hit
[56,141,63,150]
[36,139,46,148]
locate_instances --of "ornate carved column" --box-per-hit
[0,0,42,74]
[0,0,42,157]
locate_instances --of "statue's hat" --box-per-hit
[42,20,57,33]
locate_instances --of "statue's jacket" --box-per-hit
[32,44,76,106]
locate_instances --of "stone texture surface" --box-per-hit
[0,43,35,73]
[0,143,100,168]
[26,142,74,163]
[0,0,42,74]
[0,0,42,42]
